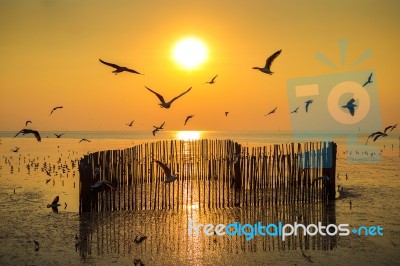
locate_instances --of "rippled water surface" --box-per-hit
[0,131,399,265]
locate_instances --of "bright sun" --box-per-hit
[173,37,208,70]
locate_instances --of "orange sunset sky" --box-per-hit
[0,0,399,132]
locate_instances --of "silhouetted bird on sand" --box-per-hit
[50,106,63,115]
[265,107,277,116]
[14,129,41,142]
[126,120,134,127]
[54,133,64,138]
[99,59,143,75]
[134,235,147,244]
[253,50,282,75]
[342,98,357,116]
[155,160,178,183]
[79,138,91,143]
[205,75,218,84]
[47,196,61,213]
[25,120,32,126]
[184,115,194,125]
[362,73,373,87]
[305,100,313,113]
[145,86,192,108]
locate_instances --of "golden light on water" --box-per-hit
[177,131,202,140]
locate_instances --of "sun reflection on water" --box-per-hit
[177,131,202,140]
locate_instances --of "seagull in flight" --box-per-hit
[155,160,178,183]
[184,115,194,126]
[79,138,91,143]
[152,128,160,136]
[99,59,142,75]
[384,123,397,133]
[305,100,313,113]
[11,147,20,153]
[153,122,165,130]
[91,180,117,191]
[47,196,61,213]
[14,129,41,142]
[253,50,282,75]
[54,133,64,138]
[265,107,277,116]
[290,106,299,114]
[126,120,134,127]
[50,106,63,116]
[366,131,387,144]
[25,120,32,126]
[205,75,218,84]
[145,86,192,109]
[152,122,165,136]
[342,98,357,116]
[362,73,373,87]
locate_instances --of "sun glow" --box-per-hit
[173,37,208,70]
[177,131,201,140]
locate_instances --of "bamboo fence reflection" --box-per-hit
[75,203,337,260]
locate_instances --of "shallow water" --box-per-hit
[0,132,399,265]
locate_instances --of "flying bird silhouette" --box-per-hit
[14,129,41,142]
[47,196,61,213]
[145,86,192,108]
[126,120,134,127]
[384,123,398,133]
[50,106,63,116]
[11,147,20,153]
[152,128,160,136]
[265,107,277,116]
[373,132,388,142]
[305,100,313,113]
[79,138,91,143]
[362,73,373,87]
[205,75,218,84]
[91,180,117,191]
[25,120,32,126]
[184,115,194,125]
[290,106,299,114]
[153,122,165,130]
[155,160,178,183]
[152,122,165,136]
[253,50,282,75]
[366,131,387,144]
[342,98,357,116]
[54,133,64,138]
[99,59,142,75]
